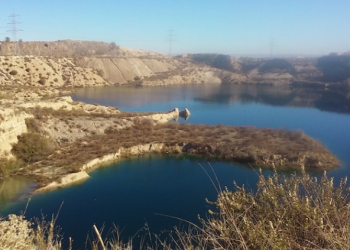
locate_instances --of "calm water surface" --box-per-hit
[1,84,350,248]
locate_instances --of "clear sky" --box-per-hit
[0,0,349,56]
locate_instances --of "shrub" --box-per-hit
[190,170,350,249]
[96,69,104,77]
[9,70,18,75]
[11,132,55,163]
[0,214,63,249]
[38,78,46,85]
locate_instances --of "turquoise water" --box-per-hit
[1,84,350,248]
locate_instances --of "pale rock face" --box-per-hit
[179,108,191,120]
[39,143,167,191]
[36,171,90,192]
[136,108,180,124]
[18,96,75,110]
[77,57,176,84]
[0,108,33,158]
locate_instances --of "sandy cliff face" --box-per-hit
[76,57,176,84]
[0,108,33,158]
[0,56,106,89]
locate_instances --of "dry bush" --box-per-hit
[26,118,42,133]
[0,214,35,250]
[0,214,62,250]
[106,171,350,250]
[12,132,56,164]
[190,170,350,250]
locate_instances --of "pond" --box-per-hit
[1,83,350,249]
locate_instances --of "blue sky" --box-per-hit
[0,0,349,56]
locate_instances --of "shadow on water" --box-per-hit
[0,176,36,209]
[193,83,350,114]
[0,154,276,249]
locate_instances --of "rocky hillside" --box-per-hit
[183,53,350,86]
[0,40,224,89]
[182,54,320,85]
[1,40,349,97]
[0,40,161,58]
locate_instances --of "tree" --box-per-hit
[4,37,10,42]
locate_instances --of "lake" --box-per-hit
[1,83,350,249]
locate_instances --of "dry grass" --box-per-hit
[16,121,339,186]
[0,214,63,250]
[167,170,350,250]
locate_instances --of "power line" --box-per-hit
[7,10,23,55]
[166,29,175,56]
[270,37,274,58]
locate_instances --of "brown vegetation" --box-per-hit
[154,170,350,250]
[17,119,339,187]
[11,132,55,164]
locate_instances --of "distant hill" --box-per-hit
[0,40,164,58]
[1,40,349,87]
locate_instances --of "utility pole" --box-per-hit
[166,29,175,56]
[270,37,274,58]
[7,10,23,56]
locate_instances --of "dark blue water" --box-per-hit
[1,84,350,248]
[1,155,268,249]
[71,84,350,178]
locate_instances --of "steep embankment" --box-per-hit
[0,108,33,159]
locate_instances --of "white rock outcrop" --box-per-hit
[0,108,33,158]
[35,171,90,192]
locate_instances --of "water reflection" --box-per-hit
[72,84,350,114]
[179,108,191,120]
[195,84,350,114]
[0,176,36,207]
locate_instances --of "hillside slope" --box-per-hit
[0,40,223,88]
